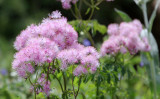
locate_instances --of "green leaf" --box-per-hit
[85,8,91,15]
[115,8,132,22]
[92,20,107,36]
[69,20,107,36]
[95,7,100,10]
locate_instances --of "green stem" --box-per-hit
[149,0,160,32]
[150,59,157,99]
[35,91,36,99]
[47,63,50,99]
[88,7,95,20]
[75,76,82,98]
[62,72,68,99]
[53,74,64,92]
[72,73,76,99]
[96,82,99,99]
[70,9,79,19]
[79,0,83,11]
[141,1,157,99]
[82,0,92,7]
[96,69,100,99]
[88,0,95,20]
[141,3,149,29]
[85,30,95,46]
[63,72,67,91]
[75,3,82,19]
[29,78,34,86]
[29,78,36,99]
[95,0,104,6]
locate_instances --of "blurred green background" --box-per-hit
[0,0,159,98]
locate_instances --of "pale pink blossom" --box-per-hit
[108,23,119,36]
[49,10,62,19]
[73,65,88,76]
[101,19,150,56]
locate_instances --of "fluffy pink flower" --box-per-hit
[57,48,80,70]
[12,37,59,77]
[81,55,99,73]
[14,24,37,51]
[68,43,85,50]
[14,13,78,51]
[108,23,119,36]
[73,65,88,76]
[57,45,99,75]
[100,36,122,55]
[48,10,62,19]
[101,19,150,56]
[79,46,100,59]
[59,0,78,9]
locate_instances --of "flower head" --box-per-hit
[101,19,150,56]
[57,45,100,75]
[49,10,62,19]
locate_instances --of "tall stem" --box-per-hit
[150,59,157,99]
[53,74,64,93]
[88,0,95,20]
[95,0,104,6]
[75,76,82,98]
[72,74,76,99]
[141,2,157,99]
[96,81,99,99]
[142,3,149,29]
[63,72,67,91]
[47,63,50,99]
[62,72,68,99]
[85,30,95,46]
[149,0,160,32]
[35,91,36,99]
[29,78,36,99]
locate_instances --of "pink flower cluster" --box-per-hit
[13,11,78,77]
[58,0,78,9]
[12,11,78,95]
[100,19,150,56]
[12,37,59,77]
[14,16,77,51]
[57,46,100,76]
[12,11,100,95]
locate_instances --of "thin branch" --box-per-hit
[70,9,79,19]
[62,72,67,91]
[141,3,149,29]
[82,0,92,7]
[47,63,51,99]
[95,0,104,6]
[75,76,82,98]
[72,74,76,99]
[29,78,34,86]
[149,0,160,32]
[53,74,64,92]
[29,78,36,99]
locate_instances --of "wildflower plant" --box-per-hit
[12,0,160,99]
